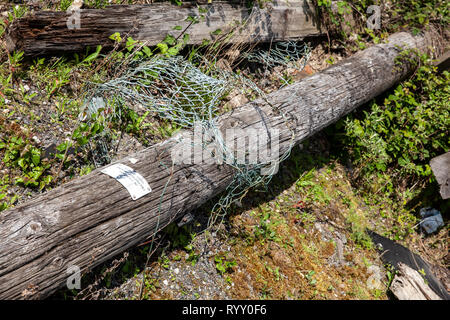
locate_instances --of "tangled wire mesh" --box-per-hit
[80,41,310,229]
[246,41,312,85]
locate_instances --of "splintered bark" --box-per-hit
[391,263,442,300]
[0,31,443,299]
[6,1,321,56]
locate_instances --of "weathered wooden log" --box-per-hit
[6,0,321,56]
[430,152,450,199]
[391,263,442,300]
[0,30,444,299]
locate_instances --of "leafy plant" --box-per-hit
[305,270,317,286]
[0,136,53,189]
[85,0,108,9]
[60,0,73,11]
[254,208,278,243]
[315,0,448,52]
[341,55,449,193]
[7,5,28,22]
[214,254,237,275]
[72,114,105,148]
[108,33,189,62]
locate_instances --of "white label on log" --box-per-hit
[101,163,151,200]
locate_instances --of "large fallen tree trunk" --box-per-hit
[6,0,321,56]
[0,30,444,299]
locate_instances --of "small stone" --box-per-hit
[32,135,41,144]
[174,268,179,275]
[367,274,383,290]
[163,280,169,286]
[367,265,381,275]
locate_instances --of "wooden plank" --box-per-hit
[430,152,450,199]
[0,30,444,299]
[391,263,442,300]
[5,1,321,56]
